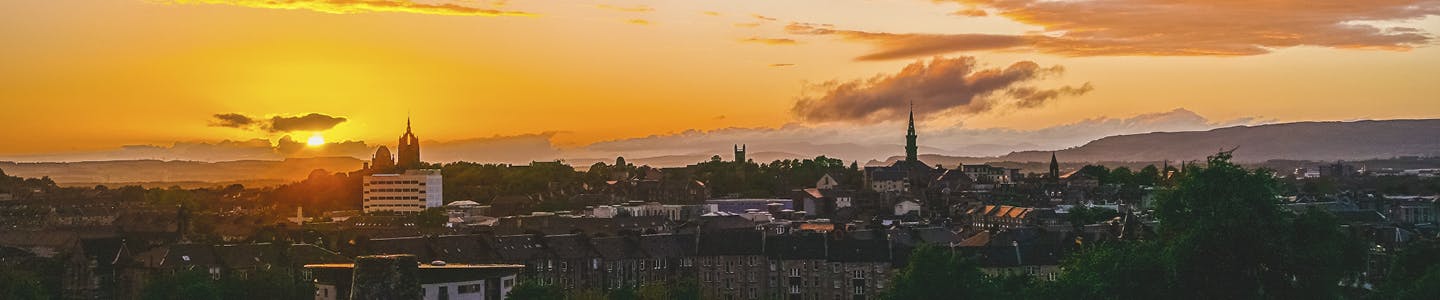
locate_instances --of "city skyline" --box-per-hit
[2,1,1439,163]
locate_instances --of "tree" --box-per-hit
[0,268,49,300]
[1066,205,1119,228]
[1151,152,1363,299]
[415,207,448,229]
[141,270,221,300]
[507,281,563,300]
[882,244,988,299]
[1373,240,1440,300]
[1046,241,1169,300]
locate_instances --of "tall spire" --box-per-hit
[905,101,918,162]
[1049,152,1060,179]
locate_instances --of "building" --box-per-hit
[863,104,943,194]
[307,255,522,300]
[397,118,422,170]
[363,169,444,213]
[734,144,747,163]
[371,118,424,173]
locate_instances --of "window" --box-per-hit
[438,286,449,300]
[458,283,482,294]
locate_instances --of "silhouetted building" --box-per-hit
[734,144,747,163]
[397,118,422,169]
[372,146,395,172]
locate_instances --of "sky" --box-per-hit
[1,0,1437,164]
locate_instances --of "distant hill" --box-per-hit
[0,157,364,187]
[875,119,1440,164]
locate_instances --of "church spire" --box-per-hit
[905,101,918,162]
[1049,152,1060,179]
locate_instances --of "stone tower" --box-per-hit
[734,144,746,163]
[396,118,421,169]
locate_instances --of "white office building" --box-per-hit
[363,169,443,213]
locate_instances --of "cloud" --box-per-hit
[211,112,348,133]
[791,1,1438,59]
[0,137,372,162]
[785,22,1030,61]
[950,8,987,17]
[791,56,1090,123]
[210,113,256,128]
[769,63,796,67]
[626,19,651,26]
[157,0,535,16]
[752,14,778,22]
[268,113,348,133]
[702,11,721,17]
[596,4,653,13]
[741,37,799,45]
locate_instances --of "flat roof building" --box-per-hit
[363,169,443,213]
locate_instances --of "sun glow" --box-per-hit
[306,133,325,146]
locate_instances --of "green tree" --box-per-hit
[1373,240,1440,300]
[1152,152,1363,299]
[1046,241,1170,300]
[415,207,448,229]
[882,244,988,299]
[507,281,563,300]
[0,268,49,300]
[141,270,221,300]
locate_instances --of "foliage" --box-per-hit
[1373,239,1440,300]
[1065,205,1119,228]
[881,244,988,300]
[414,207,448,229]
[141,270,222,300]
[507,280,563,300]
[0,268,49,300]
[1046,241,1170,300]
[141,268,311,300]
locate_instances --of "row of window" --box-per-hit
[365,196,423,200]
[366,180,425,185]
[364,188,425,193]
[363,204,423,209]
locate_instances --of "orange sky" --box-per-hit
[1,0,1437,159]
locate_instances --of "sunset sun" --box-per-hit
[306,133,325,146]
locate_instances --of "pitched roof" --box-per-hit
[542,234,598,260]
[765,234,826,260]
[638,234,695,258]
[590,236,645,260]
[697,230,764,256]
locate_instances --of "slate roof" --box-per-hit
[637,234,695,258]
[590,236,646,260]
[490,235,550,262]
[542,234,598,260]
[765,234,827,260]
[697,230,764,256]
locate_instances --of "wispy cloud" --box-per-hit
[625,18,651,26]
[789,1,1438,59]
[596,4,653,13]
[154,0,535,16]
[741,37,799,45]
